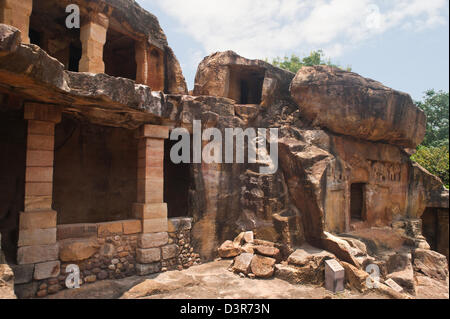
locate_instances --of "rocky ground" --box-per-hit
[42,260,388,299]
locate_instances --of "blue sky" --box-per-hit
[138,0,449,101]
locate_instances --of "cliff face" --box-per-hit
[1,25,448,263]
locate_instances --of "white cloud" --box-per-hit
[138,0,448,60]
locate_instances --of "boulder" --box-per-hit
[287,244,335,267]
[0,263,16,299]
[232,253,254,274]
[321,232,361,267]
[250,255,276,278]
[413,249,449,281]
[0,24,21,56]
[59,238,99,262]
[254,245,281,261]
[218,240,240,258]
[341,261,369,292]
[290,65,426,148]
[285,244,335,285]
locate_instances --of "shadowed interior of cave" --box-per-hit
[350,183,365,221]
[0,107,26,263]
[422,207,438,250]
[53,115,137,224]
[228,66,265,105]
[104,28,137,80]
[164,139,190,218]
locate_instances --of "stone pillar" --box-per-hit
[79,13,109,74]
[134,125,176,275]
[16,103,62,282]
[0,0,33,44]
[135,41,148,85]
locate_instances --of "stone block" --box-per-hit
[138,125,170,139]
[137,166,164,180]
[24,103,62,123]
[135,263,161,276]
[24,195,52,211]
[27,120,55,136]
[25,166,53,182]
[57,223,98,240]
[161,244,178,260]
[59,238,99,262]
[133,203,167,219]
[136,247,161,264]
[17,244,59,265]
[138,232,168,249]
[19,210,57,230]
[142,218,168,233]
[11,264,34,284]
[34,261,60,280]
[97,221,123,237]
[325,259,345,293]
[25,182,53,196]
[122,219,142,235]
[26,150,54,167]
[26,134,54,151]
[137,179,164,203]
[168,217,192,232]
[18,228,56,247]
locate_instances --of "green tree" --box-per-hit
[268,50,352,74]
[415,89,449,148]
[411,145,449,188]
[411,90,449,188]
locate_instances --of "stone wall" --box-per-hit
[12,217,197,298]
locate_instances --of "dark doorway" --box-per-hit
[104,28,137,80]
[421,207,438,250]
[68,43,82,72]
[228,66,265,105]
[0,108,26,263]
[350,183,365,221]
[164,139,190,218]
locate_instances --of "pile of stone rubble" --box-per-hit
[217,230,449,299]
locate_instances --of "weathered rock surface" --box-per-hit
[413,249,449,281]
[251,255,276,278]
[285,244,335,285]
[59,238,99,262]
[194,51,294,107]
[341,261,368,292]
[0,263,16,299]
[290,65,426,148]
[232,253,254,274]
[0,24,20,56]
[218,240,240,258]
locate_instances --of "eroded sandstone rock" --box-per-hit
[290,65,426,148]
[59,238,99,262]
[250,255,276,278]
[413,249,449,281]
[218,240,240,258]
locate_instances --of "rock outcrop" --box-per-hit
[290,65,426,149]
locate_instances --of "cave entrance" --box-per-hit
[164,139,191,218]
[0,104,26,263]
[53,115,137,224]
[350,183,366,221]
[228,66,265,105]
[29,0,81,71]
[421,207,438,250]
[104,28,137,80]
